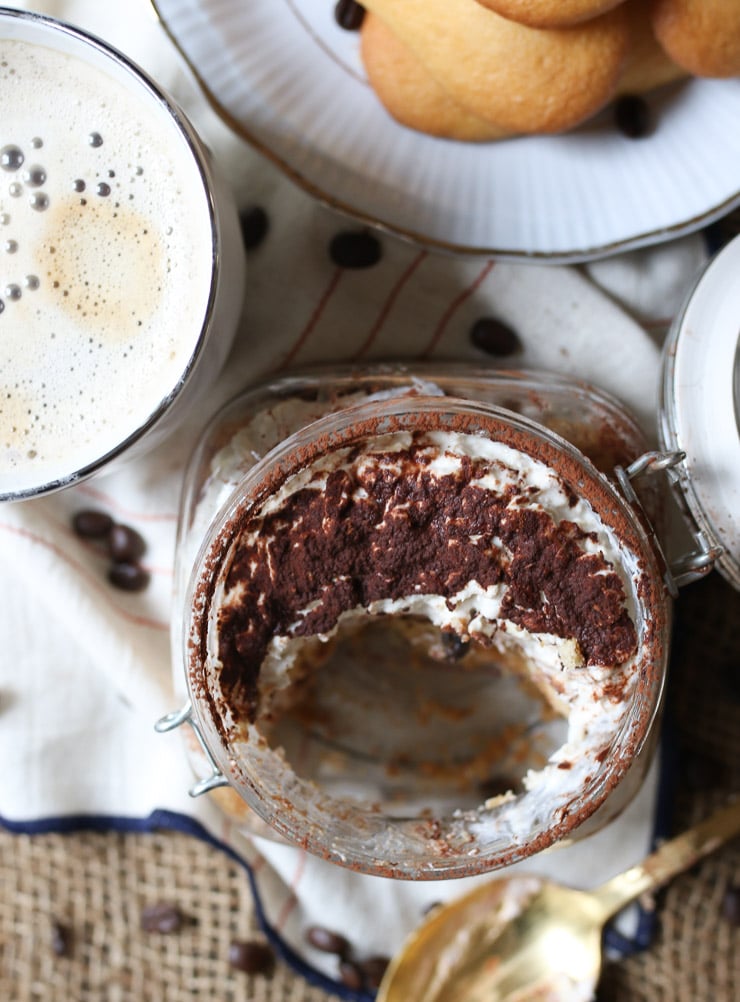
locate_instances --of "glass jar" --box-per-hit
[158,363,676,879]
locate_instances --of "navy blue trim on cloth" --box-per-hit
[0,808,374,1002]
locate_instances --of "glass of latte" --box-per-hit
[0,7,245,501]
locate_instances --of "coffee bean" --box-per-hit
[51,920,72,957]
[469,317,522,357]
[305,924,350,956]
[228,939,275,975]
[239,206,269,250]
[614,95,653,139]
[721,883,740,926]
[334,0,365,31]
[357,955,390,989]
[338,958,365,991]
[108,561,150,592]
[329,230,382,269]
[108,523,146,562]
[441,631,469,662]
[140,902,185,934]
[72,509,113,539]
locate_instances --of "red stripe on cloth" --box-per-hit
[352,250,428,360]
[275,850,308,931]
[276,268,344,371]
[73,541,173,580]
[0,521,169,631]
[76,484,178,523]
[421,260,495,358]
[138,563,174,578]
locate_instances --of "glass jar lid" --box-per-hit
[660,234,740,590]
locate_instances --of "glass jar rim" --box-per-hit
[184,393,669,878]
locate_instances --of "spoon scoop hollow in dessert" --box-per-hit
[377,797,740,1002]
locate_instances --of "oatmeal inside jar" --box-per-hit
[188,398,666,875]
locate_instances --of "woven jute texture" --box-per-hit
[1,572,738,1002]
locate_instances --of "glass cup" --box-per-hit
[162,364,671,879]
[0,7,245,501]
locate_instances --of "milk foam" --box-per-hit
[0,35,214,495]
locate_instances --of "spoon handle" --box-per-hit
[591,796,740,922]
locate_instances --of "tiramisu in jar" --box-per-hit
[161,364,672,878]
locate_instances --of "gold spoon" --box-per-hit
[378,797,740,1002]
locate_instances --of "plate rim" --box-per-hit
[150,0,740,263]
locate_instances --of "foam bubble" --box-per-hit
[0,144,23,171]
[29,191,49,211]
[23,164,46,187]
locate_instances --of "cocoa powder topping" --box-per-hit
[216,443,637,721]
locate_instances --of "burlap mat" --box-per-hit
[1,572,738,1002]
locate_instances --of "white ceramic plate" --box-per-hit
[153,0,740,261]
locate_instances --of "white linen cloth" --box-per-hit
[0,0,711,993]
